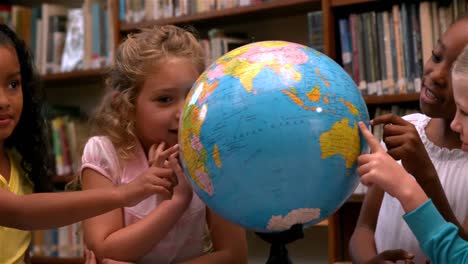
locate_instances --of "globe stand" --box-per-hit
[255,224,304,264]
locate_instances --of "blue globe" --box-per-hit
[179,41,369,232]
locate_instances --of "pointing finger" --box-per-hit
[359,121,383,153]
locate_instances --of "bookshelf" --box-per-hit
[120,0,321,31]
[42,68,108,82]
[2,0,429,263]
[364,93,420,105]
[331,0,376,7]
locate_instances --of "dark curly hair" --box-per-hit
[0,24,52,192]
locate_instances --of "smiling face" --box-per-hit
[451,74,468,151]
[420,19,468,120]
[134,57,200,152]
[0,45,23,146]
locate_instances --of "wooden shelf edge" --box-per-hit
[120,0,321,31]
[364,93,420,105]
[331,0,376,7]
[348,193,365,203]
[41,68,108,82]
[316,219,329,226]
[31,256,84,264]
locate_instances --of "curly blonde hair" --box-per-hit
[90,25,205,159]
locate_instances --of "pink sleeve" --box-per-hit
[81,136,121,185]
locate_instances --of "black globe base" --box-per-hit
[255,224,304,264]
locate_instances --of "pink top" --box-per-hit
[81,136,207,264]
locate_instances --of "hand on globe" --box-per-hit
[357,122,415,199]
[168,148,193,203]
[148,142,179,188]
[371,114,434,180]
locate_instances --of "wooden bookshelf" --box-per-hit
[41,69,108,82]
[364,93,420,105]
[331,0,376,7]
[31,256,84,264]
[120,0,321,31]
[347,193,365,203]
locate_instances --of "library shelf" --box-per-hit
[120,0,321,32]
[331,0,376,7]
[41,68,108,82]
[364,93,420,105]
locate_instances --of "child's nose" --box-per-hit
[451,111,462,133]
[0,88,10,110]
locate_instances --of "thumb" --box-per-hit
[358,121,383,153]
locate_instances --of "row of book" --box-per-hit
[50,116,88,177]
[201,9,323,67]
[338,0,466,97]
[371,105,419,141]
[0,0,117,75]
[120,0,264,23]
[31,223,84,258]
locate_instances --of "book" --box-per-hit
[61,9,85,72]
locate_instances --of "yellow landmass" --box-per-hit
[323,97,329,104]
[219,43,303,93]
[212,144,222,168]
[306,85,320,102]
[199,80,219,103]
[319,118,360,169]
[282,89,304,106]
[221,59,264,93]
[258,41,290,48]
[270,63,302,83]
[180,104,211,191]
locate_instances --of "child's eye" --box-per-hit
[156,96,173,103]
[431,50,442,63]
[8,80,20,89]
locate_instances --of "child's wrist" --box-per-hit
[396,178,429,213]
[112,187,126,207]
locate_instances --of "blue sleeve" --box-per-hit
[403,199,468,264]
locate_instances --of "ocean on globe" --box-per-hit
[179,41,370,233]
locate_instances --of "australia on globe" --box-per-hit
[179,40,370,232]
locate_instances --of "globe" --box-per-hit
[179,41,370,233]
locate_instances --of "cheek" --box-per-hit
[462,116,468,134]
[14,93,23,118]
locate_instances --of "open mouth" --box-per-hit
[421,84,440,104]
[169,129,178,134]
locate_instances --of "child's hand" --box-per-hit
[168,147,193,203]
[84,249,96,264]
[148,142,179,189]
[117,143,178,207]
[118,166,174,207]
[366,249,415,264]
[357,122,414,199]
[372,114,433,179]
